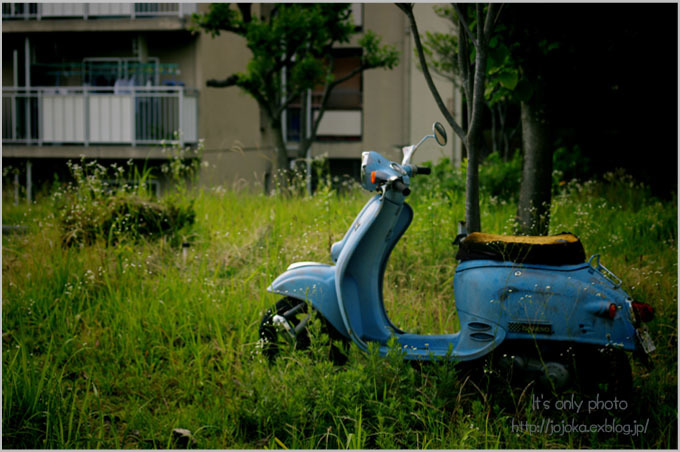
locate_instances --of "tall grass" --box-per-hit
[2,168,676,448]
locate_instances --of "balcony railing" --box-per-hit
[2,86,197,146]
[2,3,196,20]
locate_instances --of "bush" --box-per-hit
[419,150,522,202]
[55,159,195,247]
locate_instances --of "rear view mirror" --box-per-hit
[433,122,447,146]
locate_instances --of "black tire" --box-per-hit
[259,297,350,364]
[485,341,633,401]
[574,346,633,402]
[259,297,311,362]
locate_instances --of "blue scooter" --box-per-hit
[260,122,656,393]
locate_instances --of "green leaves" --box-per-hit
[496,68,518,90]
[360,31,400,70]
[190,3,242,37]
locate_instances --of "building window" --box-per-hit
[286,48,363,143]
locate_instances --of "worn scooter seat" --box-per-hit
[456,232,586,266]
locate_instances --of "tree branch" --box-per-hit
[397,3,467,144]
[206,75,239,88]
[274,87,304,120]
[457,15,473,125]
[491,3,504,30]
[476,4,483,44]
[483,3,499,41]
[452,3,478,49]
[237,3,252,24]
[467,43,487,140]
[468,4,498,139]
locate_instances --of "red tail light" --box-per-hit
[607,303,617,319]
[632,300,654,323]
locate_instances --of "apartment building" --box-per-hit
[2,3,461,197]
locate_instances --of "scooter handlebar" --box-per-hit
[415,166,431,175]
[393,180,411,196]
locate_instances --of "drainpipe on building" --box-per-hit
[14,172,19,206]
[24,37,31,145]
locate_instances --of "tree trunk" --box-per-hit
[490,103,498,154]
[465,132,482,233]
[517,95,552,235]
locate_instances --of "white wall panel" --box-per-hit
[182,95,197,143]
[89,95,133,143]
[88,3,131,16]
[42,95,85,142]
[41,3,84,17]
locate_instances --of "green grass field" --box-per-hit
[2,170,677,448]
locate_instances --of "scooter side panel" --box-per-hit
[335,195,408,349]
[454,260,637,350]
[267,263,348,338]
[331,196,377,263]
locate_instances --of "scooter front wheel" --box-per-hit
[258,297,349,364]
[259,297,311,362]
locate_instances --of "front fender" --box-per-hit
[267,262,348,337]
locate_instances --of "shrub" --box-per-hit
[56,159,195,247]
[418,150,522,202]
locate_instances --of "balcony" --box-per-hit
[2,3,195,20]
[2,86,197,147]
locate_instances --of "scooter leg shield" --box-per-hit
[267,263,348,338]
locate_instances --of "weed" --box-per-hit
[2,168,676,449]
[55,158,195,247]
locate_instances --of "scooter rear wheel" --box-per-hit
[575,346,633,402]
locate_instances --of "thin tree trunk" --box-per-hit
[465,133,482,232]
[271,121,289,192]
[517,96,552,235]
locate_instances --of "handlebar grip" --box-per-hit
[415,166,432,175]
[393,180,411,196]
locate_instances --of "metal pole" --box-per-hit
[24,37,31,144]
[13,50,18,141]
[26,160,32,204]
[84,86,89,146]
[14,172,19,205]
[131,86,136,146]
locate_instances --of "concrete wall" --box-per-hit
[361,3,409,164]
[194,3,266,189]
[146,31,198,89]
[298,4,461,169]
[409,4,462,167]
